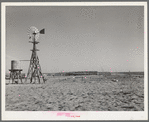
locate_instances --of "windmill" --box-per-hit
[25,26,45,83]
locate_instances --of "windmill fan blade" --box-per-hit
[27,26,40,40]
[40,29,45,34]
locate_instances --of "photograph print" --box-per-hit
[2,2,148,120]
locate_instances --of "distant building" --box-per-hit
[65,71,98,76]
[45,71,98,76]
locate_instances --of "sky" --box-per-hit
[6,6,144,73]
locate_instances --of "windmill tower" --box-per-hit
[26,26,45,83]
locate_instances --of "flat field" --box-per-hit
[5,74,144,111]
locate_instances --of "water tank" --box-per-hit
[11,60,21,70]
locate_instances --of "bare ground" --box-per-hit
[5,75,144,111]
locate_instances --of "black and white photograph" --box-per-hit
[1,2,148,120]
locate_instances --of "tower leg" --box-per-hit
[30,77,33,83]
[37,75,40,84]
[12,74,14,84]
[19,71,23,84]
[17,72,19,84]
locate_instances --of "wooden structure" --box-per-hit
[25,27,45,83]
[9,69,23,84]
[9,60,23,84]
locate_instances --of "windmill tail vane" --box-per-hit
[39,29,45,34]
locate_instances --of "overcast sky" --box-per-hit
[6,6,144,73]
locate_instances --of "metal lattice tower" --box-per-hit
[26,26,45,83]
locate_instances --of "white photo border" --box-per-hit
[1,2,148,120]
